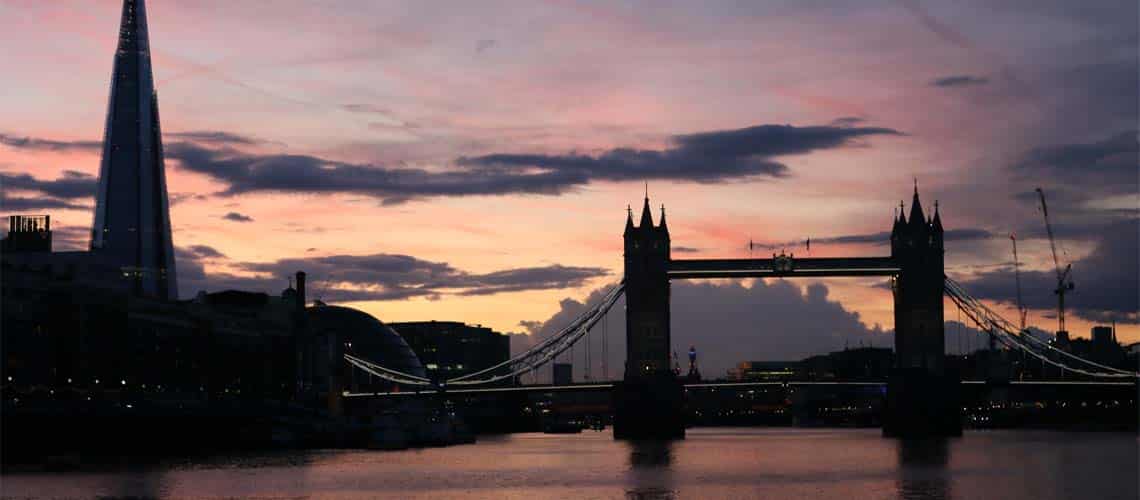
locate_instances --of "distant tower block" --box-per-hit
[90,0,178,299]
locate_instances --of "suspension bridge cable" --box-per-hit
[569,331,575,381]
[443,283,625,385]
[454,282,623,381]
[344,353,431,382]
[602,309,608,380]
[585,314,592,381]
[945,278,1135,375]
[957,307,962,355]
[944,279,1137,378]
[948,294,1106,378]
[344,354,432,386]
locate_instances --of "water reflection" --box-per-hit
[895,438,953,500]
[107,450,322,498]
[625,440,676,500]
[628,440,674,467]
[105,467,168,499]
[4,429,1134,499]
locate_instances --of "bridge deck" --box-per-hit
[344,379,1135,398]
[668,257,899,279]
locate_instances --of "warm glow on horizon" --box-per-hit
[1,0,1135,357]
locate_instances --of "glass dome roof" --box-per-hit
[306,304,427,379]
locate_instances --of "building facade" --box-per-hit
[389,321,510,381]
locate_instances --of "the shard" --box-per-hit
[90,0,178,300]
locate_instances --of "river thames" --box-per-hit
[2,428,1136,499]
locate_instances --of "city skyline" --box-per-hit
[0,0,1135,364]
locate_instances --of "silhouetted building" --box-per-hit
[727,361,798,381]
[2,216,52,253]
[552,363,573,385]
[727,347,895,382]
[4,0,178,300]
[1,269,308,407]
[2,213,151,300]
[802,347,894,380]
[1091,326,1114,346]
[90,0,178,300]
[309,305,426,395]
[1055,330,1071,348]
[1060,325,1127,370]
[389,321,509,381]
[0,2,374,443]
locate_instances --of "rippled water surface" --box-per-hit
[2,428,1136,499]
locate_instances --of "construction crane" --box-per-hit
[1035,187,1074,337]
[1009,233,1027,332]
[1010,232,1029,380]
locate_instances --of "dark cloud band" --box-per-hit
[930,75,989,87]
[174,248,608,302]
[2,123,902,205]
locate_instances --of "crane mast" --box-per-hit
[1010,233,1027,332]
[1035,188,1074,338]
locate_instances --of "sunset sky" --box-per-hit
[1,0,1136,375]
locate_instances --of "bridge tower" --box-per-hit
[613,195,685,439]
[884,185,961,437]
[624,196,671,378]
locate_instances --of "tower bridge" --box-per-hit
[343,185,1138,439]
[615,185,951,438]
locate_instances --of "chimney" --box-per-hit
[295,271,306,310]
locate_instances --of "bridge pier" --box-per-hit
[613,374,685,440]
[883,369,962,437]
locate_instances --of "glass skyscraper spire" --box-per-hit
[90,0,178,300]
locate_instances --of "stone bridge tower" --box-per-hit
[623,196,671,379]
[891,185,946,374]
[615,195,684,439]
[885,184,959,437]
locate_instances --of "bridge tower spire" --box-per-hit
[908,181,926,227]
[931,200,944,248]
[639,191,654,228]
